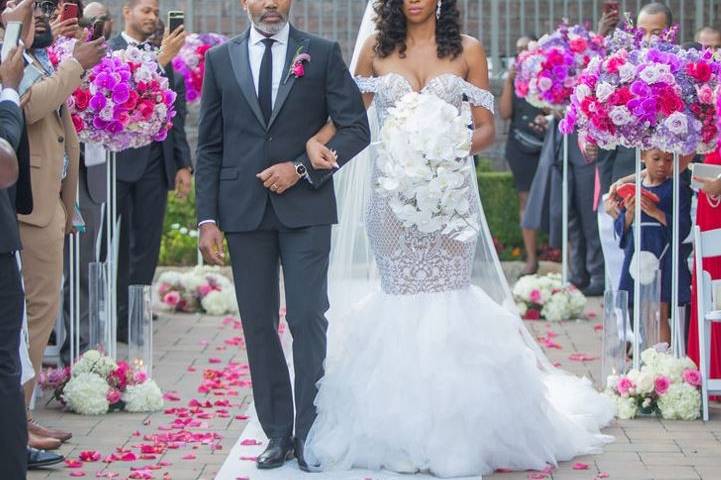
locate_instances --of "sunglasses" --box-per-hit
[33,1,57,16]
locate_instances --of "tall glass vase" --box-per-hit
[602,290,630,383]
[638,270,662,352]
[128,285,153,377]
[88,262,110,354]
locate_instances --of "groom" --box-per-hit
[195,0,370,471]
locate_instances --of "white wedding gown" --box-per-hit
[303,73,616,478]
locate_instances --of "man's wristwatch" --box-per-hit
[294,161,308,179]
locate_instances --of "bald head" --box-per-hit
[696,26,721,50]
[84,1,113,39]
[84,2,109,18]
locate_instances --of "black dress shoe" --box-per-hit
[27,448,64,469]
[256,436,293,470]
[294,437,320,473]
[581,282,605,297]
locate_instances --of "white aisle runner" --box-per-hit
[215,326,481,480]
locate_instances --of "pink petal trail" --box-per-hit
[573,462,590,470]
[65,459,84,468]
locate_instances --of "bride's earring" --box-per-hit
[436,0,442,20]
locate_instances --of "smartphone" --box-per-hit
[60,2,79,22]
[603,0,619,15]
[90,19,105,41]
[168,11,185,33]
[1,21,22,62]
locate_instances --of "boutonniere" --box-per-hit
[284,46,311,84]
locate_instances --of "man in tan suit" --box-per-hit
[17,0,105,450]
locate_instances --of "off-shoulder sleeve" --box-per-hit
[354,76,379,94]
[463,82,495,113]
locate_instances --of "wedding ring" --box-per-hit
[271,184,278,191]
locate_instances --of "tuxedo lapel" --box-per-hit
[229,31,267,129]
[267,27,309,130]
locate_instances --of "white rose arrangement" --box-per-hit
[376,92,477,241]
[155,266,237,315]
[42,350,164,416]
[512,273,587,321]
[605,346,702,420]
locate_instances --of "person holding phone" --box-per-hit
[108,0,192,342]
[50,0,83,39]
[83,1,112,40]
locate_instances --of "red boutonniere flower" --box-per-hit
[285,46,311,84]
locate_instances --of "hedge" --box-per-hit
[160,170,526,266]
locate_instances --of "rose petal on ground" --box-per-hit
[527,474,548,480]
[163,391,181,402]
[181,453,196,460]
[208,357,222,364]
[79,451,101,462]
[240,439,262,446]
[119,452,138,461]
[239,456,257,461]
[593,323,603,332]
[568,352,597,362]
[95,472,119,478]
[573,463,590,470]
[65,459,84,468]
[596,474,610,479]
[69,472,86,478]
[235,415,249,420]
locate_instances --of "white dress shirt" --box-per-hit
[0,87,20,106]
[248,23,290,108]
[121,31,146,46]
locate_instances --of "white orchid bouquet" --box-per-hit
[512,273,587,321]
[376,91,477,241]
[605,346,702,420]
[154,266,238,316]
[39,350,163,415]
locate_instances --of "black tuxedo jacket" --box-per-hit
[195,26,370,232]
[0,100,31,253]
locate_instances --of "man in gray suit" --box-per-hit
[196,0,369,471]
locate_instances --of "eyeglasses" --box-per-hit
[33,1,57,16]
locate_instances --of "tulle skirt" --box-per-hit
[305,286,615,478]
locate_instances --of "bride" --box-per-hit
[302,0,615,477]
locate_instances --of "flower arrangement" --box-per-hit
[69,45,177,151]
[605,347,701,420]
[172,32,227,103]
[154,266,238,316]
[514,21,604,109]
[376,91,476,241]
[38,350,163,415]
[48,34,77,69]
[561,28,720,155]
[512,273,587,321]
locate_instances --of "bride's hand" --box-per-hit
[306,139,339,170]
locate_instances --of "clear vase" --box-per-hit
[602,289,630,383]
[88,262,110,354]
[128,285,153,377]
[639,270,662,352]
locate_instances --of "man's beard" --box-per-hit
[248,11,288,36]
[32,20,54,49]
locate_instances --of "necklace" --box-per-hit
[708,194,721,209]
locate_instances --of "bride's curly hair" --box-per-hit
[373,0,463,59]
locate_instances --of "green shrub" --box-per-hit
[160,184,200,266]
[476,169,524,260]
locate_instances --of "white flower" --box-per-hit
[618,63,636,83]
[73,350,117,378]
[574,84,592,102]
[609,106,634,126]
[595,82,615,102]
[179,227,189,235]
[122,379,164,412]
[62,373,110,415]
[157,270,183,286]
[639,65,662,84]
[664,112,688,136]
[635,371,655,395]
[614,394,638,419]
[201,289,238,315]
[657,383,701,420]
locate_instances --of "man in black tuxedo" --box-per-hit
[196,0,369,470]
[108,0,191,339]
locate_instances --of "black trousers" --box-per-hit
[226,204,331,441]
[0,254,28,479]
[116,155,168,333]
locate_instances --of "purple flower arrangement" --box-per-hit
[514,21,605,109]
[172,33,227,103]
[561,28,720,155]
[68,45,177,151]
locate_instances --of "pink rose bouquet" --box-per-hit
[172,33,227,103]
[70,45,177,151]
[562,27,719,155]
[514,21,604,109]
